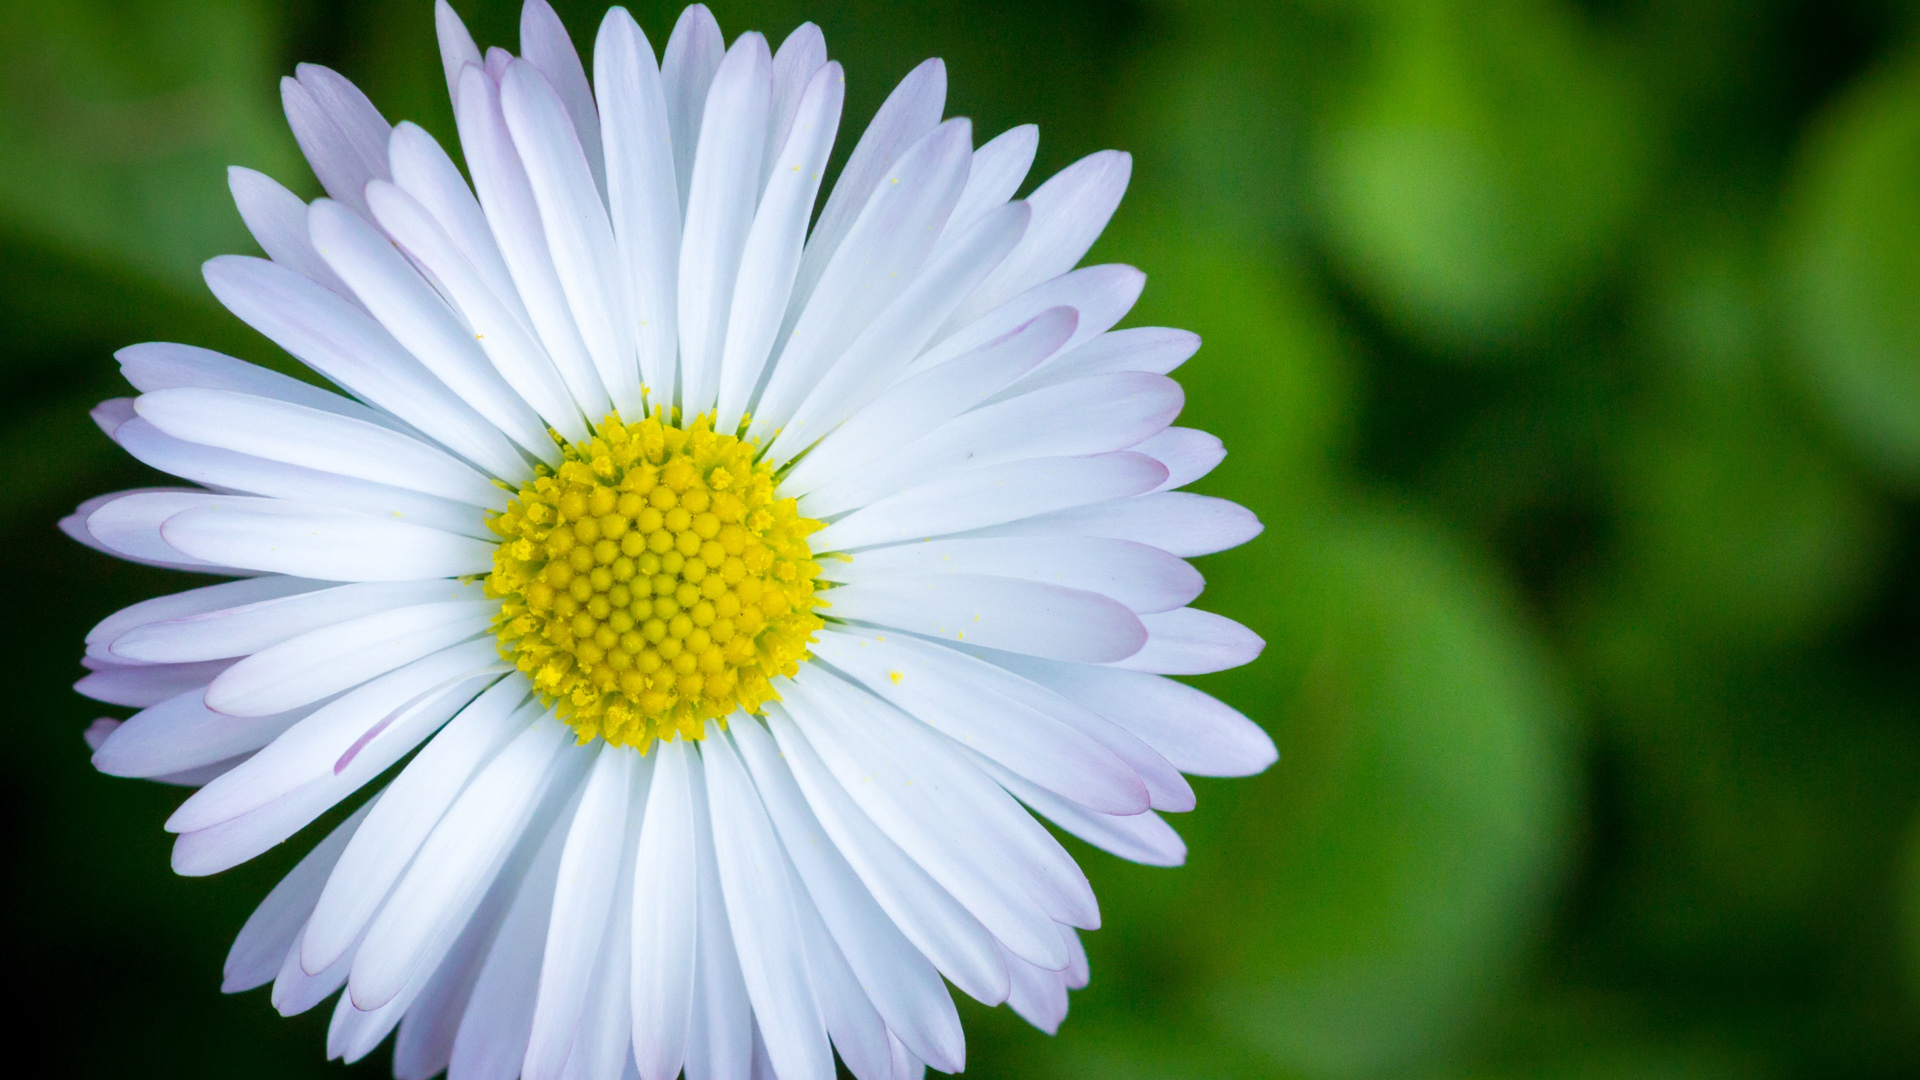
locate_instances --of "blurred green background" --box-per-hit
[8,0,1920,1077]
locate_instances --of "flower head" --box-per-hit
[68,3,1274,1078]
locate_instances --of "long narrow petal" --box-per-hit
[112,419,489,540]
[303,685,535,974]
[976,752,1186,867]
[85,489,242,569]
[992,326,1200,401]
[913,263,1144,379]
[168,642,505,833]
[788,58,945,319]
[309,199,553,456]
[660,4,725,208]
[732,718,966,1070]
[824,574,1145,664]
[1135,427,1226,491]
[968,490,1263,557]
[503,59,642,416]
[819,536,1201,615]
[677,34,774,418]
[811,452,1167,552]
[116,342,404,432]
[162,501,496,581]
[222,799,372,993]
[434,0,482,106]
[86,576,320,663]
[809,628,1148,815]
[366,179,586,444]
[350,717,581,1010]
[945,150,1132,329]
[520,0,605,198]
[764,202,1034,466]
[455,65,612,420]
[136,387,505,508]
[630,739,699,1080]
[202,255,529,481]
[1105,607,1265,675]
[704,729,834,1080]
[684,756,754,1080]
[778,298,1061,493]
[388,122,527,336]
[596,9,683,406]
[282,66,390,216]
[799,372,1183,517]
[93,688,309,779]
[228,166,356,299]
[713,61,842,431]
[981,653,1277,777]
[939,124,1037,246]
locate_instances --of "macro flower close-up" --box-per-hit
[55,3,1272,1078]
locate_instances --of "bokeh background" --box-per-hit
[7,0,1920,1076]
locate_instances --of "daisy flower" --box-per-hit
[66,3,1274,1078]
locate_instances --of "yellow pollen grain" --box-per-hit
[484,408,826,749]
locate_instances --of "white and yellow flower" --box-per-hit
[67,3,1272,1078]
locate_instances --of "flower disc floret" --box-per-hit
[485,409,824,748]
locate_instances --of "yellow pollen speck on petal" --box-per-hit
[484,408,825,750]
[888,670,904,685]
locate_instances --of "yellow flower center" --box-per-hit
[484,410,824,749]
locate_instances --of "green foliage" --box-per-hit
[5,1,1920,1078]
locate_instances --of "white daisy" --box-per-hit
[66,3,1274,1078]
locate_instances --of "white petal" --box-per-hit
[780,672,1082,964]
[351,716,581,1009]
[136,387,505,509]
[86,576,322,664]
[713,61,843,432]
[731,718,966,1071]
[115,342,405,433]
[969,490,1263,557]
[282,66,390,217]
[820,536,1200,615]
[1061,924,1090,990]
[388,122,529,342]
[978,753,1186,867]
[990,325,1199,402]
[228,166,357,299]
[172,676,484,877]
[763,205,1038,471]
[168,643,505,834]
[939,124,1037,247]
[660,4,726,210]
[684,754,754,1080]
[503,59,643,416]
[595,9,683,407]
[434,0,483,105]
[810,629,1148,816]
[75,656,234,708]
[112,418,489,540]
[449,799,574,1080]
[630,739,700,1080]
[223,798,372,992]
[560,812,643,1080]
[780,299,1063,494]
[703,729,834,1080]
[309,199,553,456]
[365,181,587,446]
[825,573,1145,663]
[202,255,530,481]
[519,0,605,198]
[749,119,973,442]
[1107,607,1265,675]
[799,371,1183,517]
[455,65,613,420]
[1000,943,1069,1034]
[86,489,240,569]
[677,34,774,418]
[915,266,1145,390]
[789,58,945,319]
[305,684,536,975]
[810,452,1167,553]
[161,501,496,581]
[93,688,308,779]
[523,745,644,1080]
[986,654,1276,776]
[1136,427,1225,491]
[273,921,351,1016]
[791,878,891,1080]
[763,706,1009,1007]
[945,150,1131,330]
[765,24,827,190]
